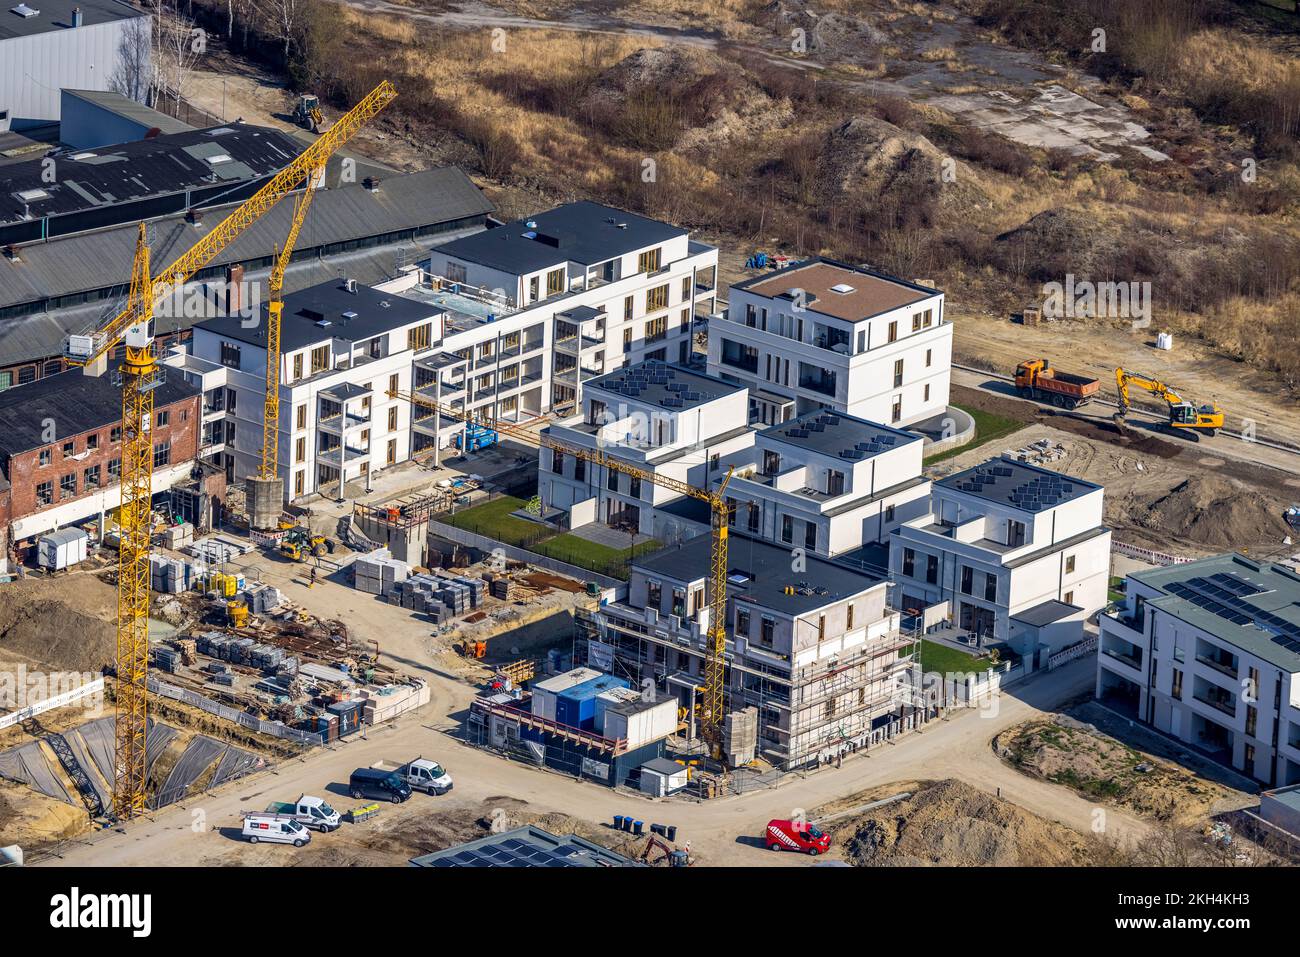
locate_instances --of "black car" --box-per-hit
[348,768,412,803]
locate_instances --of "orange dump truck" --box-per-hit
[1014,358,1100,410]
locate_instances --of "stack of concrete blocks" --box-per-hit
[353,548,410,596]
[723,706,760,767]
[149,554,196,593]
[244,584,283,614]
[359,680,432,725]
[163,522,195,551]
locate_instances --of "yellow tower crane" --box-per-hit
[388,391,735,756]
[63,81,397,819]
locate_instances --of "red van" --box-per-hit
[766,819,831,855]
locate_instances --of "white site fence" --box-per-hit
[0,678,105,731]
[1112,540,1192,567]
[148,677,324,746]
[1049,634,1099,670]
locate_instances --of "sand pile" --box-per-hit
[0,575,117,673]
[839,779,1090,867]
[1133,474,1292,549]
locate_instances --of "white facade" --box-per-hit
[0,2,144,130]
[540,362,754,541]
[721,410,930,558]
[709,258,951,427]
[1097,556,1300,787]
[892,453,1110,657]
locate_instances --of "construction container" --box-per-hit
[327,700,365,738]
[602,696,677,748]
[594,686,641,731]
[553,673,631,732]
[530,667,604,722]
[38,528,89,570]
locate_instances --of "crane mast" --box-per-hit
[388,391,733,756]
[63,81,398,818]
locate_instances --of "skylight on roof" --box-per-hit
[11,3,39,17]
[830,283,856,294]
[70,152,97,161]
[206,154,232,165]
[15,188,49,203]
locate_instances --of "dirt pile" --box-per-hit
[995,717,1228,824]
[1132,474,1292,549]
[0,574,117,673]
[837,779,1090,866]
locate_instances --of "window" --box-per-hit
[648,580,662,609]
[388,373,400,397]
[671,588,686,617]
[294,471,305,496]
[1063,590,1074,606]
[386,438,397,465]
[924,384,931,402]
[36,481,53,506]
[781,515,793,544]
[624,295,634,321]
[902,548,916,577]
[747,503,760,533]
[736,608,750,636]
[760,616,775,647]
[388,406,398,432]
[804,521,817,550]
[156,409,170,428]
[84,464,100,490]
[623,328,633,349]
[817,615,826,642]
[926,554,939,585]
[629,476,642,499]
[529,276,540,302]
[295,437,306,464]
[893,358,904,388]
[86,433,99,451]
[984,573,997,602]
[681,276,691,301]
[925,348,932,367]
[607,469,619,492]
[1171,668,1183,701]
[645,316,666,342]
[62,441,74,457]
[638,248,661,273]
[552,450,565,474]
[847,604,854,629]
[546,268,565,295]
[153,441,171,468]
[887,320,898,343]
[296,404,307,430]
[1246,705,1258,738]
[60,472,77,499]
[293,353,304,380]
[885,504,895,523]
[1008,520,1026,547]
[574,458,586,483]
[111,425,122,443]
[1065,554,1076,574]
[38,448,50,467]
[891,395,902,423]
[310,345,330,374]
[220,341,241,369]
[108,458,121,480]
[721,339,759,373]
[960,565,974,595]
[646,284,669,312]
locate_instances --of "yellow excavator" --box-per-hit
[1115,368,1225,439]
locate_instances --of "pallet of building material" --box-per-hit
[176,638,197,666]
[349,803,381,824]
[209,673,236,687]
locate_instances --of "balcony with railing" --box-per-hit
[1192,677,1237,718]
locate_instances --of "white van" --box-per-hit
[242,814,312,847]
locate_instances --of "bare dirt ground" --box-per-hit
[939,385,1300,558]
[994,715,1235,826]
[0,571,118,674]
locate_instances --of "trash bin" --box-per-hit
[633,820,644,837]
[613,815,625,831]
[666,825,677,842]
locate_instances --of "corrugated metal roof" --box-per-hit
[0,165,491,311]
[61,89,193,139]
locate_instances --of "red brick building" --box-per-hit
[0,368,202,570]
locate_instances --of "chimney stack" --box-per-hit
[72,7,82,27]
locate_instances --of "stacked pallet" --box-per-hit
[388,573,487,623]
[489,577,513,600]
[149,554,197,593]
[244,583,283,614]
[353,548,410,596]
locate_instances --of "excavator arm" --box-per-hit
[389,390,733,755]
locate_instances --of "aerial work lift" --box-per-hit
[63,81,398,819]
[389,391,734,757]
[1114,368,1225,439]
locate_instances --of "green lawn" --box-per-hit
[1108,575,1126,604]
[442,495,658,578]
[918,639,993,675]
[925,404,1030,464]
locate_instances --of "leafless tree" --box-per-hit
[256,0,302,63]
[108,15,157,105]
[156,2,206,115]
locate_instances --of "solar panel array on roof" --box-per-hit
[591,360,727,409]
[952,464,1076,510]
[429,837,586,867]
[1164,575,1300,654]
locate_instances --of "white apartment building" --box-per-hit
[1098,555,1300,787]
[178,278,444,499]
[423,200,718,418]
[709,258,950,427]
[891,454,1110,659]
[719,409,930,561]
[539,361,754,541]
[592,532,923,769]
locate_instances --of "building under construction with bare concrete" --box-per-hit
[587,532,925,770]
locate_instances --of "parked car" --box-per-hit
[766,819,831,856]
[242,814,312,847]
[348,767,412,803]
[265,795,341,832]
[370,758,453,795]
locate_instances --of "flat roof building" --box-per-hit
[410,825,640,867]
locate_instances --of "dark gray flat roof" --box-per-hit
[636,531,883,616]
[938,455,1099,512]
[433,200,685,274]
[196,279,440,354]
[587,360,742,411]
[0,0,141,41]
[410,825,638,868]
[61,89,193,137]
[762,409,920,462]
[1011,599,1081,627]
